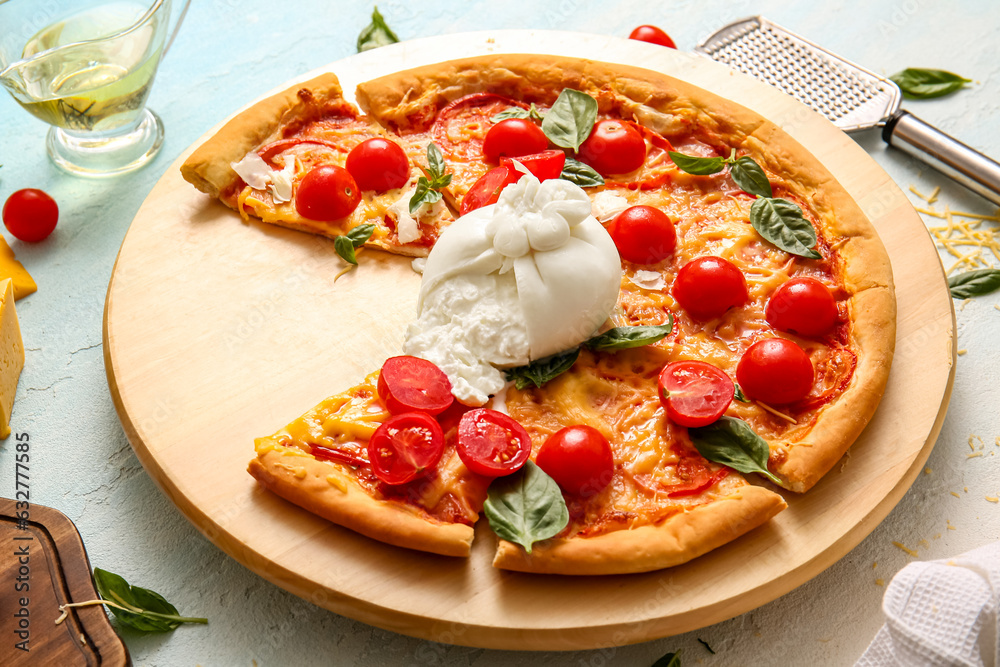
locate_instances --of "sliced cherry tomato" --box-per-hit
[658,361,734,428]
[606,205,676,264]
[535,425,614,497]
[367,412,445,485]
[377,356,453,415]
[766,277,839,338]
[456,408,532,477]
[460,165,519,215]
[345,138,410,192]
[482,118,549,163]
[672,256,749,321]
[628,25,677,49]
[294,165,360,221]
[257,137,344,165]
[737,338,814,405]
[3,189,58,242]
[500,149,566,182]
[578,119,647,176]
[432,93,527,160]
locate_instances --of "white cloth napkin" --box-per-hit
[856,541,1000,667]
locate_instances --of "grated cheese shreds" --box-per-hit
[927,186,941,204]
[987,496,999,503]
[756,401,797,424]
[915,196,1000,275]
[892,541,919,557]
[910,185,930,201]
[947,520,957,530]
[957,349,968,356]
[875,578,885,586]
[951,491,962,498]
[968,452,982,459]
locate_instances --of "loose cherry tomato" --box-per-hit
[500,149,566,182]
[578,119,646,176]
[460,165,519,215]
[345,138,410,192]
[672,256,748,321]
[737,338,814,405]
[766,277,839,338]
[294,165,360,221]
[658,361,734,428]
[456,408,532,477]
[628,25,677,49]
[606,205,676,264]
[3,189,58,242]
[482,118,549,163]
[368,412,445,485]
[535,425,614,497]
[377,356,453,415]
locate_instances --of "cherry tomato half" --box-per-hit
[482,118,549,163]
[628,25,677,49]
[294,165,361,221]
[456,408,532,477]
[578,119,646,176]
[672,256,749,321]
[368,412,445,485]
[345,138,410,192]
[3,189,58,242]
[766,277,839,338]
[535,425,614,497]
[736,338,814,405]
[377,356,453,416]
[658,361,734,428]
[460,165,519,215]
[500,149,566,182]
[606,205,676,264]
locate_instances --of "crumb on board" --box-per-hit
[892,541,919,557]
[933,533,942,540]
[872,561,878,569]
[957,348,968,355]
[924,467,932,474]
[965,486,970,492]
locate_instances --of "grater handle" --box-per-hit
[883,110,1000,206]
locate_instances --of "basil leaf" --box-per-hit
[504,348,580,390]
[689,416,781,484]
[584,321,673,351]
[356,6,399,53]
[484,461,569,553]
[729,156,772,198]
[93,568,207,632]
[668,151,726,176]
[652,651,682,667]
[491,104,544,123]
[750,197,822,259]
[426,142,446,180]
[345,223,375,248]
[948,268,1000,299]
[541,89,597,152]
[559,157,604,187]
[334,235,359,265]
[733,382,750,403]
[409,176,444,215]
[890,68,971,99]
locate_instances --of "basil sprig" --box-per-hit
[749,198,822,259]
[483,461,569,553]
[733,382,750,403]
[584,321,673,351]
[560,157,604,187]
[652,651,682,667]
[541,89,598,152]
[505,348,580,390]
[356,6,399,52]
[333,223,375,265]
[92,568,208,632]
[669,148,771,197]
[689,416,782,484]
[491,103,545,123]
[409,143,452,214]
[948,268,1000,299]
[890,68,971,100]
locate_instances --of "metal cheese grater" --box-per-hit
[696,16,1000,205]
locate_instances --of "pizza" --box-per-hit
[181,55,895,574]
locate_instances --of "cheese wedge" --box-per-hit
[0,278,25,438]
[0,237,37,300]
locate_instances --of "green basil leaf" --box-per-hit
[334,235,358,265]
[652,651,682,667]
[356,6,399,53]
[504,348,580,390]
[426,142,446,180]
[541,89,597,152]
[483,461,569,553]
[584,321,673,351]
[890,68,971,99]
[93,568,207,633]
[948,268,1000,299]
[345,223,375,248]
[491,107,530,122]
[750,197,822,259]
[689,416,781,484]
[559,157,604,187]
[733,382,750,403]
[668,151,726,176]
[729,156,773,198]
[408,177,443,215]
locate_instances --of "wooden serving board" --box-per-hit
[102,31,955,650]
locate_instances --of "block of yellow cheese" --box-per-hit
[0,236,36,300]
[0,278,24,438]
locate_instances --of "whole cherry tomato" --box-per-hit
[535,425,614,497]
[628,25,677,49]
[578,119,646,176]
[658,360,734,427]
[3,189,58,242]
[377,356,453,415]
[672,256,749,321]
[456,408,532,477]
[482,118,549,163]
[294,165,361,221]
[460,165,519,215]
[606,205,676,264]
[765,276,839,338]
[367,412,445,485]
[500,149,566,182]
[345,138,410,191]
[736,338,814,405]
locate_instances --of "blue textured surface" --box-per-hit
[1,1,998,665]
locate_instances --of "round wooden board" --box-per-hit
[103,31,955,650]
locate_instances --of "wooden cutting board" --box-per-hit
[102,31,955,650]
